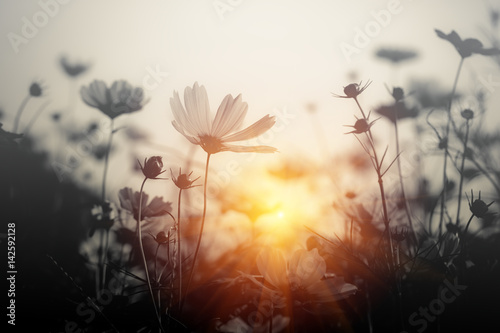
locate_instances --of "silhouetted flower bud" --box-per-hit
[139,156,165,179]
[461,109,474,120]
[29,82,43,97]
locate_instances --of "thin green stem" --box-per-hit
[13,95,31,133]
[440,58,464,234]
[102,119,115,201]
[182,153,211,312]
[177,188,183,310]
[455,119,470,226]
[137,177,165,332]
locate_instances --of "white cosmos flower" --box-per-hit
[170,82,277,154]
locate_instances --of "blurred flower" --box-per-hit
[90,201,117,236]
[119,187,172,221]
[332,80,371,99]
[375,47,418,64]
[375,102,418,123]
[461,109,474,120]
[344,116,379,134]
[60,55,90,78]
[391,226,409,242]
[170,82,277,154]
[29,82,43,97]
[435,29,500,58]
[51,113,61,122]
[138,156,165,179]
[150,231,169,245]
[257,248,357,306]
[466,190,494,218]
[390,87,405,102]
[81,80,147,119]
[171,168,200,189]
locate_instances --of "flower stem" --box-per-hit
[13,95,31,133]
[439,58,464,234]
[137,177,165,332]
[464,214,475,234]
[102,119,115,201]
[177,188,183,310]
[455,119,470,226]
[182,153,211,312]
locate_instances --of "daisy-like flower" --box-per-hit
[332,80,371,99]
[435,29,500,58]
[170,82,277,154]
[257,247,357,306]
[118,187,172,222]
[171,168,200,189]
[81,80,147,119]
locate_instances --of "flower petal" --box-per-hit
[256,247,288,288]
[212,94,248,138]
[172,120,199,145]
[289,248,326,286]
[170,91,198,136]
[221,144,277,153]
[184,82,211,135]
[307,277,357,303]
[222,115,276,142]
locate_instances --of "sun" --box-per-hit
[277,211,285,219]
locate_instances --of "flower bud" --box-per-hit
[29,82,43,97]
[140,156,164,179]
[461,109,474,120]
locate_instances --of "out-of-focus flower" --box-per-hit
[170,82,277,154]
[375,47,418,64]
[332,80,371,99]
[150,231,169,245]
[435,29,500,58]
[461,109,474,120]
[466,190,494,218]
[60,55,90,78]
[138,156,165,179]
[90,201,117,236]
[119,187,172,221]
[391,226,409,242]
[171,168,200,189]
[0,123,23,145]
[257,248,357,306]
[375,102,418,123]
[29,82,43,97]
[81,80,147,119]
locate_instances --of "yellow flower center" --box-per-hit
[199,135,223,154]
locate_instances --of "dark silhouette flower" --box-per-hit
[138,156,165,179]
[375,102,418,123]
[80,80,147,119]
[461,109,474,120]
[332,80,371,99]
[60,55,90,78]
[344,115,379,134]
[0,123,23,145]
[171,168,200,189]
[118,187,172,221]
[375,47,418,64]
[466,190,494,218]
[435,29,500,58]
[90,201,117,236]
[150,231,169,245]
[170,82,277,154]
[29,82,43,97]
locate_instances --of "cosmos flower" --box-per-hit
[466,190,494,218]
[435,29,500,58]
[171,168,200,189]
[170,82,277,154]
[118,187,172,222]
[332,80,371,99]
[344,116,379,134]
[257,248,357,306]
[138,156,166,179]
[81,80,146,119]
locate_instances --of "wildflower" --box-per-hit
[332,80,371,99]
[170,82,277,154]
[171,168,200,189]
[257,248,357,306]
[138,156,165,179]
[80,80,147,119]
[435,29,500,58]
[118,187,172,221]
[375,103,418,123]
[391,87,405,102]
[29,82,43,97]
[466,190,494,218]
[60,55,89,78]
[461,109,474,120]
[375,47,418,64]
[150,231,169,245]
[344,115,379,134]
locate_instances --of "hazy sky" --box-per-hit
[1,0,499,185]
